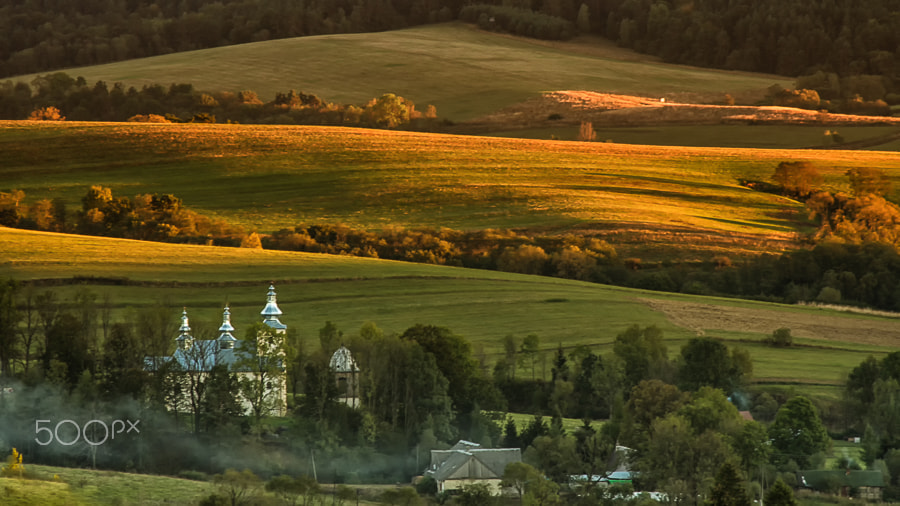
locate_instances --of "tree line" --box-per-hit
[0,0,457,78]
[0,72,440,129]
[600,0,900,107]
[4,0,900,113]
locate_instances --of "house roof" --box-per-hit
[426,441,521,482]
[799,470,885,489]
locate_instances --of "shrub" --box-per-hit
[772,88,820,109]
[127,114,169,123]
[27,106,65,121]
[416,476,437,496]
[768,328,793,347]
[177,470,209,481]
[817,286,841,304]
[0,448,24,478]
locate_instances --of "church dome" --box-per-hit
[329,346,358,373]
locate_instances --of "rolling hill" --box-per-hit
[4,120,900,261]
[8,23,792,122]
[1,226,896,391]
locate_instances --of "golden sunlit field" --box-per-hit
[4,121,899,262]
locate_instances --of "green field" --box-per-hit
[2,227,896,390]
[0,465,212,506]
[5,121,900,261]
[8,23,792,122]
[0,464,385,505]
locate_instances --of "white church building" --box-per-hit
[145,284,289,417]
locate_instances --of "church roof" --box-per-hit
[175,308,192,343]
[260,284,283,316]
[219,306,235,333]
[144,295,285,373]
[218,306,238,348]
[260,284,287,330]
[329,346,358,373]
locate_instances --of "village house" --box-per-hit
[425,440,522,495]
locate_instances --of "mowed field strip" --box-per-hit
[3,121,900,260]
[2,227,896,390]
[8,23,792,122]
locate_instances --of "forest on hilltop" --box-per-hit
[3,0,900,106]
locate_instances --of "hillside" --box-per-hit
[462,90,900,148]
[6,121,900,262]
[2,227,896,390]
[8,23,792,122]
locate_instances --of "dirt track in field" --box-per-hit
[458,91,900,133]
[640,297,900,347]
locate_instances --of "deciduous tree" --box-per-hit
[237,322,286,424]
[768,396,829,468]
[772,161,822,199]
[614,325,667,389]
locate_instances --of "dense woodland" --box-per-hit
[3,0,900,109]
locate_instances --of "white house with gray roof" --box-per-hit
[425,440,522,495]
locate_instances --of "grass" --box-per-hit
[489,125,900,150]
[8,23,793,122]
[4,121,900,262]
[1,464,384,505]
[2,227,897,393]
[0,465,213,505]
[503,412,603,434]
[0,475,86,506]
[826,440,865,470]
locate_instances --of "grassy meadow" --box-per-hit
[2,227,896,392]
[489,125,900,150]
[0,464,386,505]
[0,466,212,505]
[7,23,792,122]
[4,121,900,262]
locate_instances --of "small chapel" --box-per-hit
[329,345,360,408]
